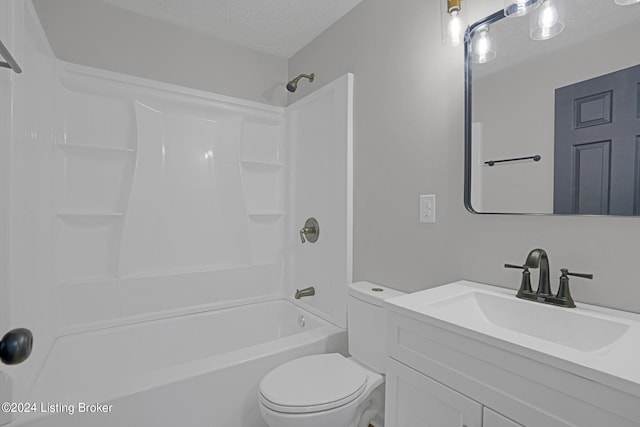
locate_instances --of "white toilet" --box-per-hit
[258,282,405,427]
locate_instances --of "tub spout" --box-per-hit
[295,287,315,299]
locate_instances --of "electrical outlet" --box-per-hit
[419,195,436,223]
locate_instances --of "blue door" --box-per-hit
[554,64,640,215]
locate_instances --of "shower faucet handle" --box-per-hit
[299,228,309,243]
[299,218,319,244]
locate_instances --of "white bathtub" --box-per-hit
[14,300,346,427]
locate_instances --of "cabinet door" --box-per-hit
[484,408,523,427]
[386,358,482,427]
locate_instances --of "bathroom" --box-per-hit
[1,0,640,426]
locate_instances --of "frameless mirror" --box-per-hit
[464,0,640,215]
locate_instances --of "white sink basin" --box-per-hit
[385,281,640,395]
[429,289,629,351]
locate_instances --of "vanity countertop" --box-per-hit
[384,280,640,399]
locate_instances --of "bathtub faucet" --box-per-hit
[295,287,315,299]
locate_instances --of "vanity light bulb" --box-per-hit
[446,12,463,46]
[471,28,496,64]
[539,1,558,30]
[530,0,565,40]
[441,0,466,47]
[477,32,490,57]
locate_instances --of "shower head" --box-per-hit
[286,73,315,93]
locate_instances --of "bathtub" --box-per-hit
[14,299,347,427]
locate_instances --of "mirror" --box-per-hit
[464,0,640,215]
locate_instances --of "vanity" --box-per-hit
[383,281,640,427]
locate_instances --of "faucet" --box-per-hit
[295,287,315,299]
[524,248,551,295]
[505,248,593,308]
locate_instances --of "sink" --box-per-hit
[428,290,629,351]
[384,280,640,406]
[385,281,640,390]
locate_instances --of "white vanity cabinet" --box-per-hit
[386,358,482,427]
[384,294,640,427]
[386,358,520,427]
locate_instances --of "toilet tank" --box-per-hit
[347,282,405,373]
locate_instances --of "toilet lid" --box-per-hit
[259,353,368,414]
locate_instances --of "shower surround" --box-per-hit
[0,1,353,425]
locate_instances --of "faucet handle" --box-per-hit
[505,263,533,296]
[562,269,593,280]
[299,218,319,244]
[556,269,593,308]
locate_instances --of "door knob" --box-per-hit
[0,328,33,365]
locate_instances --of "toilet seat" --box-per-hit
[259,353,369,414]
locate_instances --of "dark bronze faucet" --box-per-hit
[524,248,551,296]
[505,249,593,308]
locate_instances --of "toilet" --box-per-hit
[258,282,405,427]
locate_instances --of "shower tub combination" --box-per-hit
[14,300,345,427]
[1,3,353,427]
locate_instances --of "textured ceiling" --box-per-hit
[98,0,363,58]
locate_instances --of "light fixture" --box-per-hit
[530,0,565,40]
[470,25,496,64]
[504,0,542,17]
[615,0,640,5]
[441,0,466,47]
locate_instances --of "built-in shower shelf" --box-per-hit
[56,143,135,154]
[241,160,284,168]
[57,211,125,218]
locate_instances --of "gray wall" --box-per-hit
[289,0,640,314]
[31,0,289,106]
[32,0,640,314]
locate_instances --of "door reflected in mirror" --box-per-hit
[465,0,640,215]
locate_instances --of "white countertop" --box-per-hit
[384,280,640,399]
